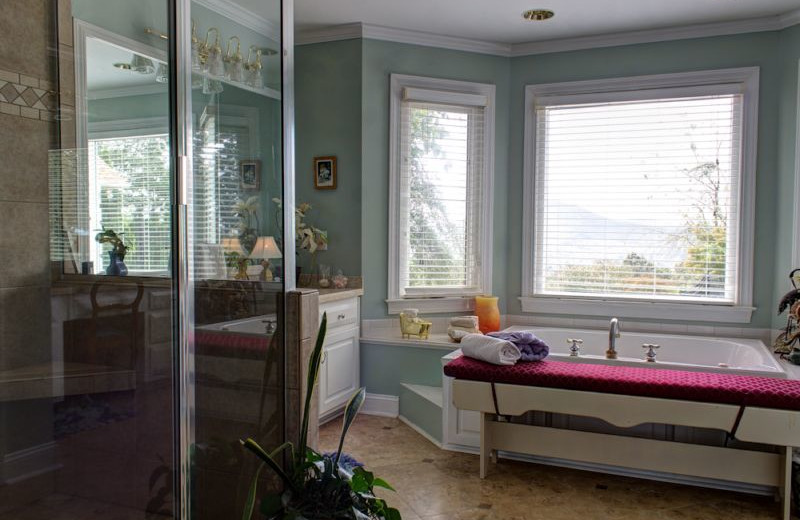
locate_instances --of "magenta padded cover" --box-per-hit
[194,331,270,359]
[443,355,800,411]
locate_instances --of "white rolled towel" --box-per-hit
[449,316,479,329]
[460,334,521,366]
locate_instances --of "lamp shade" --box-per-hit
[221,237,245,255]
[249,236,281,260]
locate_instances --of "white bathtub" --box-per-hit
[199,314,278,336]
[503,326,785,378]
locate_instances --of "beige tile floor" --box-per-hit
[320,414,795,520]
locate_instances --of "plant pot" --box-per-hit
[106,251,128,276]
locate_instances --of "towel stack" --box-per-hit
[460,330,551,366]
[447,316,481,342]
[488,331,549,362]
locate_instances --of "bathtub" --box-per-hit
[198,314,278,336]
[503,325,785,378]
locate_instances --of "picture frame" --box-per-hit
[240,160,261,190]
[313,156,337,190]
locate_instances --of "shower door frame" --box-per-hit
[168,0,296,517]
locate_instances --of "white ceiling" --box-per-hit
[294,0,800,44]
[86,37,165,93]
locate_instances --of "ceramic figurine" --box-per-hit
[774,268,800,358]
[399,309,432,340]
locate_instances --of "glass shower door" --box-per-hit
[0,1,178,519]
[176,1,288,518]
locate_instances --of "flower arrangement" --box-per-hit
[94,227,131,260]
[272,198,328,255]
[241,314,401,520]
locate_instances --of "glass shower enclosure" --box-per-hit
[0,0,293,519]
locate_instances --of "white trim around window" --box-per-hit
[520,67,760,323]
[793,60,800,269]
[387,74,496,314]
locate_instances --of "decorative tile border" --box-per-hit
[0,68,56,121]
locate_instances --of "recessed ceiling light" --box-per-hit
[523,9,555,21]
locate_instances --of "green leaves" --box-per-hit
[299,313,327,466]
[334,387,365,468]
[242,462,264,520]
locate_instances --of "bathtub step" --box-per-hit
[399,384,444,445]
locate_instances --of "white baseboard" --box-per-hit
[0,441,60,485]
[440,442,774,496]
[361,393,399,417]
[398,415,443,449]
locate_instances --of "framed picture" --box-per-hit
[313,156,337,190]
[240,160,261,190]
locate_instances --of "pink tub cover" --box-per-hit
[443,355,800,411]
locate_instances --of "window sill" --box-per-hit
[518,296,755,324]
[386,297,476,315]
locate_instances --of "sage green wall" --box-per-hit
[773,25,800,329]
[295,39,363,274]
[360,39,511,319]
[506,32,783,329]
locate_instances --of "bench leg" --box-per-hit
[780,447,792,520]
[480,412,493,479]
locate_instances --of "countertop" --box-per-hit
[317,287,364,304]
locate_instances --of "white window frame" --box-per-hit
[520,67,760,323]
[793,59,800,270]
[387,74,496,314]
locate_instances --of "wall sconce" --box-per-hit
[201,28,224,77]
[131,54,155,74]
[155,62,169,83]
[245,46,263,88]
[224,36,244,83]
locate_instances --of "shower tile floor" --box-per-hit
[320,415,794,520]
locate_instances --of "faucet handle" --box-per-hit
[642,343,660,362]
[567,338,583,357]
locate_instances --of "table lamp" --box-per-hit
[250,236,282,281]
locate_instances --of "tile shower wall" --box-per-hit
[0,0,58,510]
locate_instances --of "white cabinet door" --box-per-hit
[319,327,360,418]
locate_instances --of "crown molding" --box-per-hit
[510,15,790,56]
[193,0,279,42]
[779,8,800,30]
[295,22,364,46]
[296,10,800,58]
[297,22,511,56]
[362,23,511,56]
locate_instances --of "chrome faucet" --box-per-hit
[607,318,620,359]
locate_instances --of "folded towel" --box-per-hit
[488,331,550,362]
[447,326,480,342]
[461,334,520,366]
[449,316,480,329]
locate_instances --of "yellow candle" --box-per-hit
[475,295,500,334]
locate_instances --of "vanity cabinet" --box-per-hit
[318,294,360,421]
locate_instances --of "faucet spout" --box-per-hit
[607,318,620,359]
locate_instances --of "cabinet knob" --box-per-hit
[338,314,346,320]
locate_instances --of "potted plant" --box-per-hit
[272,198,328,275]
[241,314,401,520]
[95,227,132,276]
[235,196,262,255]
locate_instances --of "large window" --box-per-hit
[88,133,171,274]
[388,75,495,313]
[521,68,759,322]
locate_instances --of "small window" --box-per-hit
[521,69,759,322]
[388,75,495,313]
[88,133,171,274]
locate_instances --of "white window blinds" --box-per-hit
[88,135,171,274]
[398,99,485,296]
[533,93,743,303]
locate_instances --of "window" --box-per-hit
[88,133,171,275]
[521,68,759,323]
[388,75,495,313]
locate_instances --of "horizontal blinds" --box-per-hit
[399,100,485,294]
[88,135,172,274]
[534,94,742,302]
